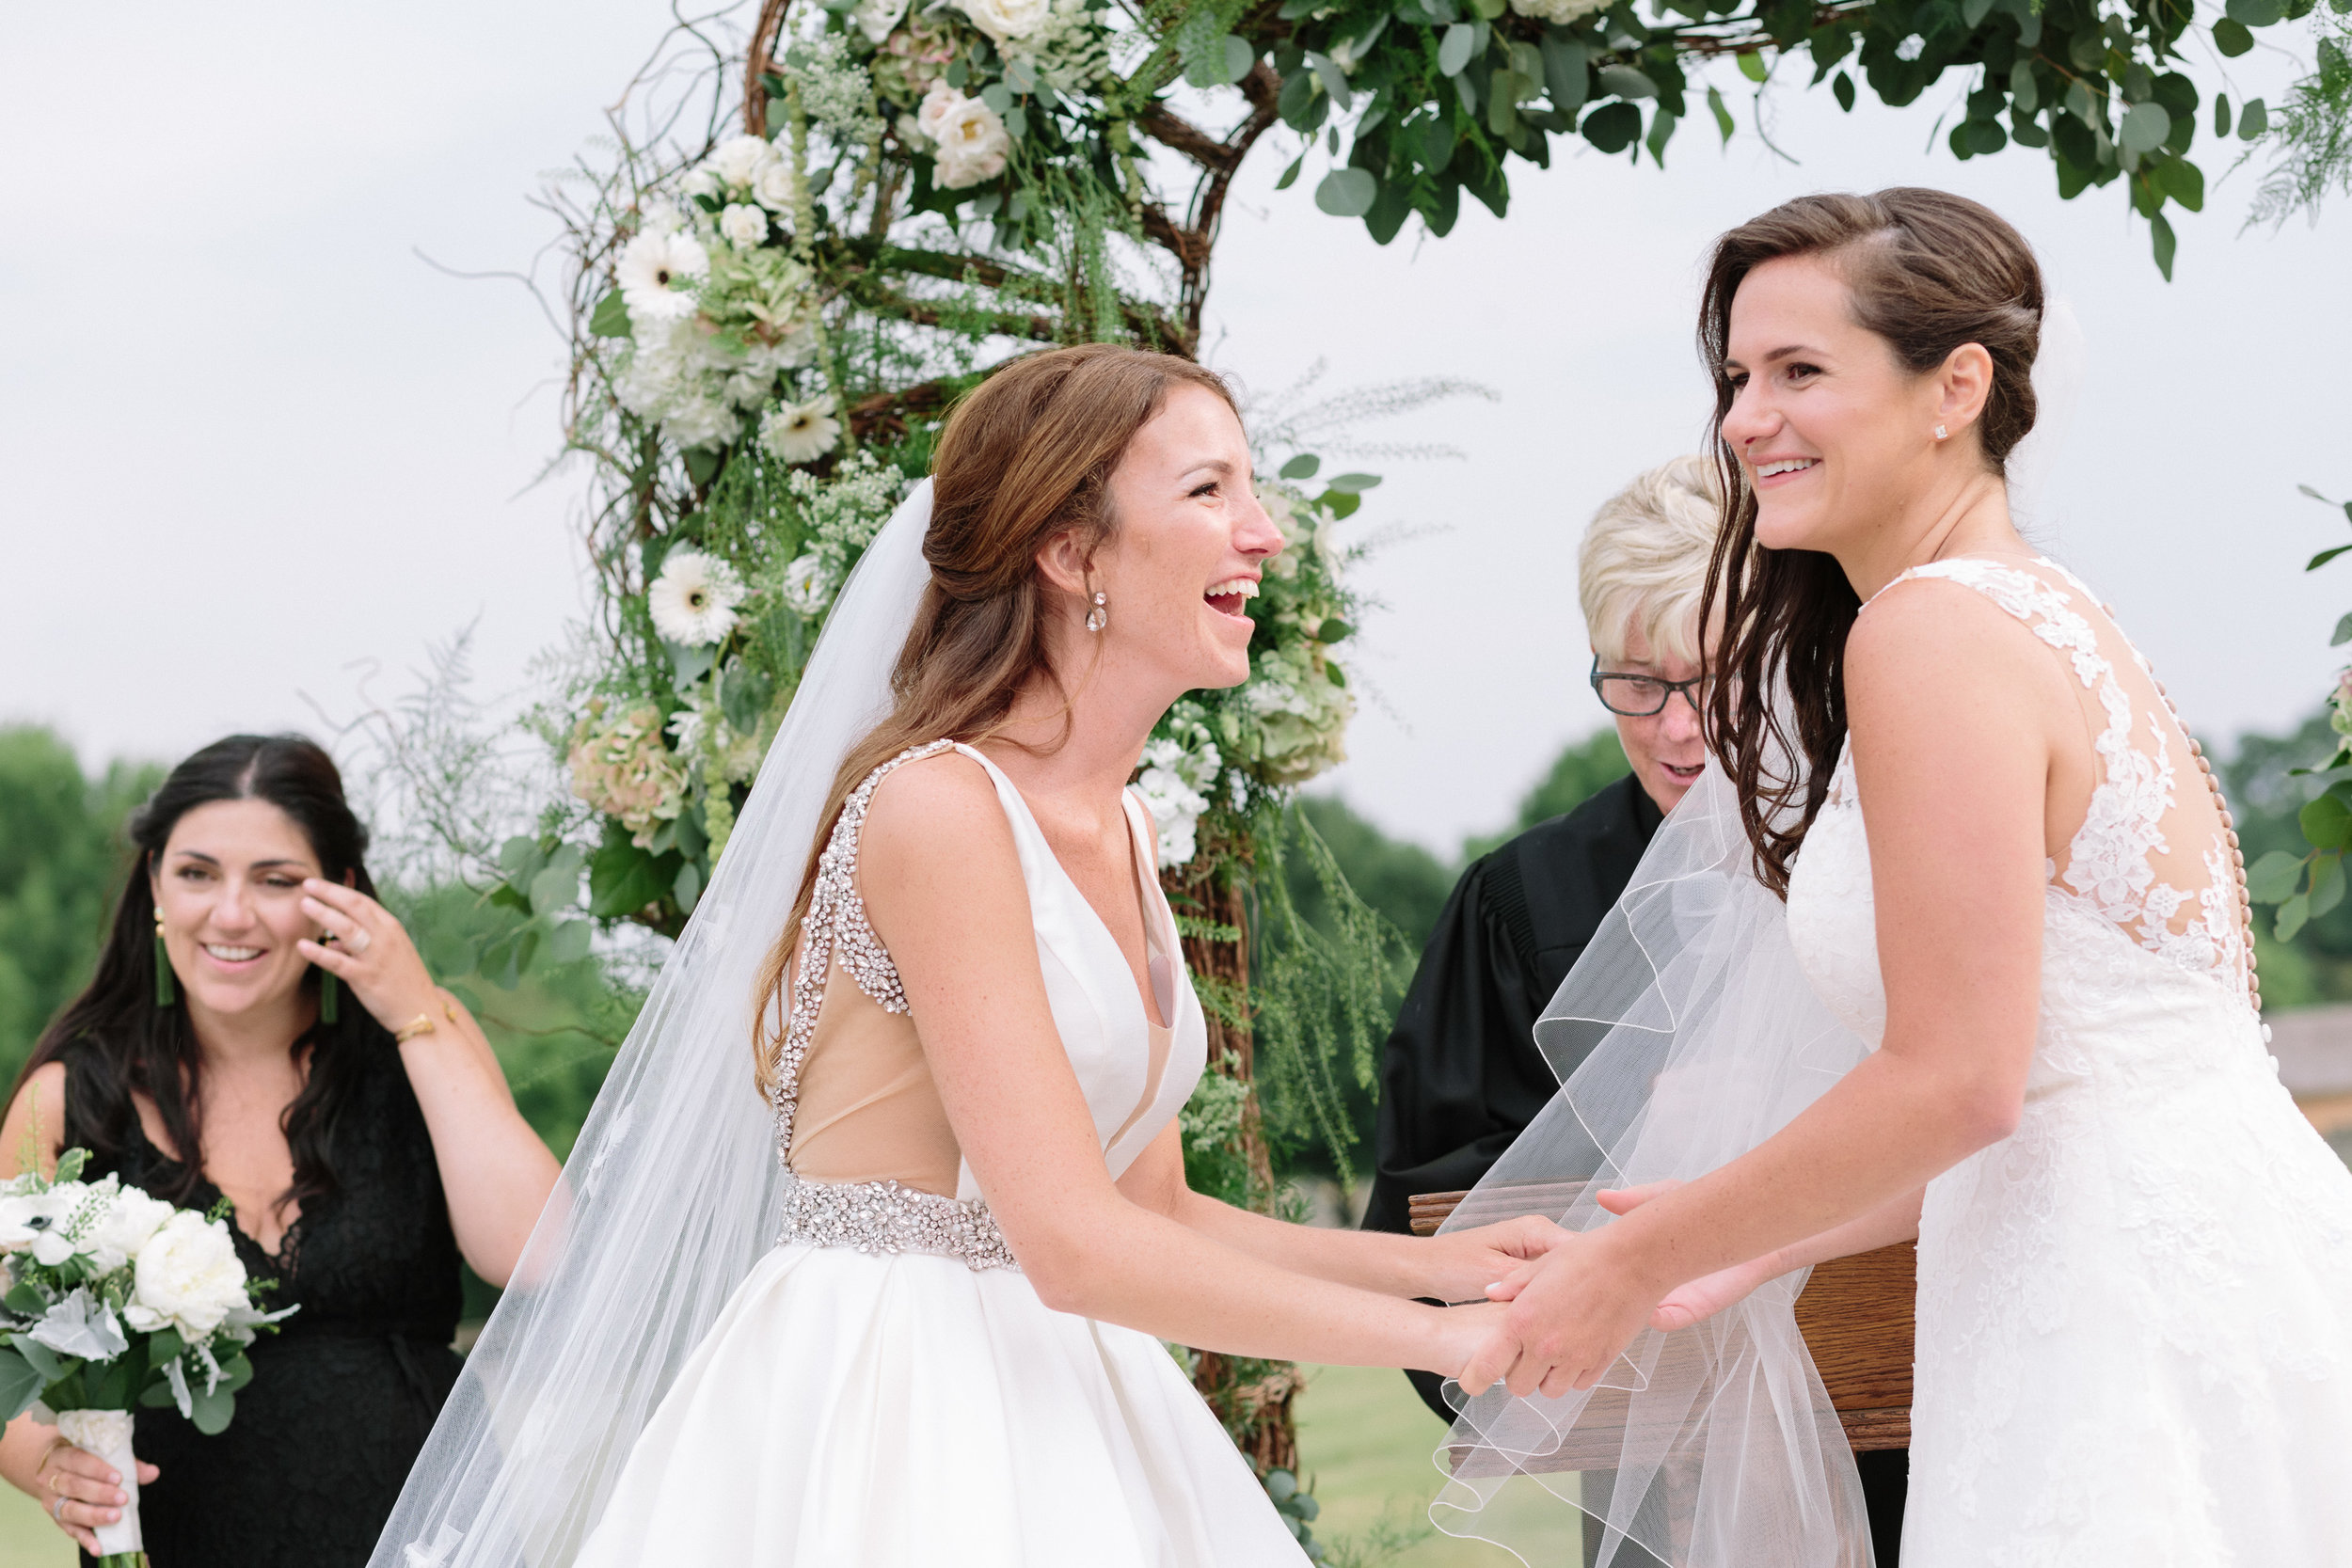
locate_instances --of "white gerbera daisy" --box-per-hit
[615,230,709,323]
[759,395,842,465]
[647,550,748,646]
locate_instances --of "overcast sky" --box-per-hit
[4,4,2344,855]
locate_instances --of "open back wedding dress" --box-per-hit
[1434,555,2352,1567]
[568,737,1304,1565]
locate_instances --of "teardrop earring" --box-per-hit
[1084,591,1107,633]
[153,908,176,1008]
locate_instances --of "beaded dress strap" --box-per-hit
[769,738,954,1155]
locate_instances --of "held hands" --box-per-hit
[1417,1214,1572,1304]
[294,879,443,1037]
[1455,1182,1788,1401]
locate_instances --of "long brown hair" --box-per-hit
[752,343,1237,1094]
[18,735,391,1209]
[1695,189,2045,895]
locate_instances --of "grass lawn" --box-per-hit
[0,1364,1584,1566]
[1296,1361,1586,1567]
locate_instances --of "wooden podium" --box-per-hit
[1410,1185,1914,1460]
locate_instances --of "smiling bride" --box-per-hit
[373,344,1556,1568]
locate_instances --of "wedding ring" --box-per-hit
[348,928,373,956]
[51,1495,66,1522]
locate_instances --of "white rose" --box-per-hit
[86,1185,176,1274]
[853,0,911,43]
[932,96,1012,188]
[124,1211,249,1339]
[679,166,721,198]
[915,79,964,144]
[955,0,1051,41]
[718,202,770,246]
[1507,0,1608,20]
[752,156,798,214]
[704,134,776,191]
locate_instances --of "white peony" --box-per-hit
[647,550,749,646]
[955,0,1051,41]
[1507,0,1608,20]
[704,134,776,191]
[782,552,837,617]
[752,156,799,214]
[718,202,770,246]
[125,1211,249,1339]
[759,395,842,465]
[87,1184,177,1273]
[914,79,963,144]
[931,96,1013,188]
[853,0,912,43]
[615,229,709,324]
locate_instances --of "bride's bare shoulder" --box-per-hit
[1846,571,2074,761]
[857,745,1021,891]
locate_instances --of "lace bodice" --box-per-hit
[1814,555,2250,1010]
[1784,557,2352,1565]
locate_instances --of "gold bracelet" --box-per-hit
[392,1014,438,1044]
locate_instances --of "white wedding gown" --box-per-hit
[570,740,1308,1566]
[1785,557,2352,1565]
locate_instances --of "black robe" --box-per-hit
[1361,771,1908,1565]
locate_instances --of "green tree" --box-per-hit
[0,727,164,1088]
[1461,727,1631,863]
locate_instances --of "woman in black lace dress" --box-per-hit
[0,736,561,1564]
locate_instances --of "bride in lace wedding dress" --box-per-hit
[369,344,1553,1568]
[1443,190,2352,1567]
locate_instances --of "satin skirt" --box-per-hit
[572,1243,1311,1566]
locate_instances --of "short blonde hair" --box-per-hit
[1577,454,1724,666]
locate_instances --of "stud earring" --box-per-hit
[1933,424,1950,441]
[153,908,176,1008]
[1084,591,1107,633]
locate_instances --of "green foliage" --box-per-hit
[2248,2,2352,225]
[0,728,164,1090]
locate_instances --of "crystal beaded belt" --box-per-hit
[776,1175,1020,1273]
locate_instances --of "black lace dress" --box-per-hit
[64,1043,464,1568]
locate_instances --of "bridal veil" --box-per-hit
[370,482,937,1568]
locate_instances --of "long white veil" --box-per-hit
[1428,304,2085,1566]
[371,481,936,1568]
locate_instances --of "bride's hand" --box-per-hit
[1588,1181,1788,1332]
[1423,1297,1512,1384]
[1457,1227,1663,1401]
[1417,1215,1568,1303]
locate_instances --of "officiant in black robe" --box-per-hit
[1361,455,1908,1566]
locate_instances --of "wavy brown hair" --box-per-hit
[752,342,1237,1094]
[1695,188,2045,895]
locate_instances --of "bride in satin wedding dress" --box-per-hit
[370,343,1554,1568]
[1440,189,2352,1567]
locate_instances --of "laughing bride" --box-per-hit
[372,343,1549,1568]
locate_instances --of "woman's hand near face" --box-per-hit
[294,880,440,1033]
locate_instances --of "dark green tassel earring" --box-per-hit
[320,971,339,1025]
[153,909,175,1007]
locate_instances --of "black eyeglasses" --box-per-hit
[1589,656,1709,718]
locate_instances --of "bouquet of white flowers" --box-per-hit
[0,1149,293,1565]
